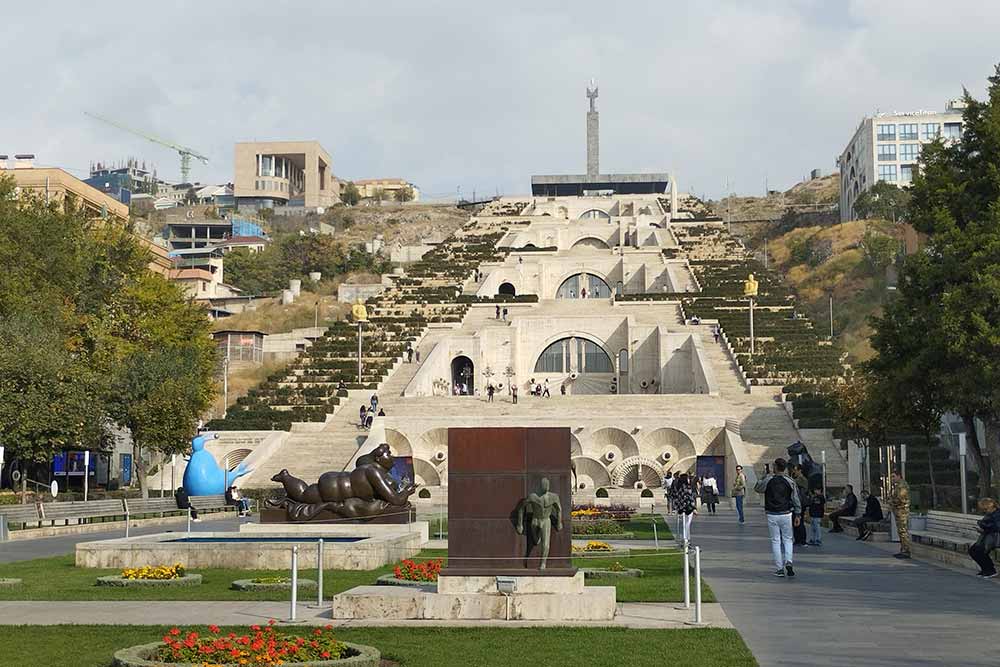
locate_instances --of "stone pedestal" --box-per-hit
[331,571,615,621]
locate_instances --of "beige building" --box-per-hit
[353,178,419,202]
[0,157,174,276]
[233,141,339,212]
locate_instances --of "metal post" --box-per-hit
[829,294,834,339]
[222,356,230,419]
[821,450,827,500]
[289,546,299,622]
[959,433,968,514]
[676,542,691,610]
[159,452,165,499]
[652,514,659,550]
[83,450,90,502]
[125,509,130,538]
[170,454,176,493]
[693,546,703,625]
[749,297,755,355]
[357,321,363,385]
[900,444,907,481]
[309,538,324,608]
[187,506,192,536]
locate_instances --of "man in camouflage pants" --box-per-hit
[890,470,911,559]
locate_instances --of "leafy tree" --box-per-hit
[394,186,414,203]
[853,180,911,221]
[859,225,897,276]
[371,187,386,202]
[340,182,360,206]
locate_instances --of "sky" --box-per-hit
[3,1,999,200]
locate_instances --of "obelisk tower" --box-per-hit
[586,79,599,178]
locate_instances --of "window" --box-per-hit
[878,164,897,182]
[876,124,896,141]
[943,122,962,140]
[900,164,915,184]
[921,123,940,140]
[261,155,273,177]
[899,143,920,162]
[878,144,897,161]
[535,339,567,372]
[898,123,918,140]
[533,337,613,373]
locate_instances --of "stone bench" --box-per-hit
[189,494,235,514]
[0,504,43,539]
[123,497,184,518]
[38,499,128,524]
[910,510,998,571]
[825,514,890,541]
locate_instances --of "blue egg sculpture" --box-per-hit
[182,433,252,496]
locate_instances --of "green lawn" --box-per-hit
[620,513,673,540]
[0,625,757,667]
[0,548,708,603]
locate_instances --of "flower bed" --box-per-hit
[231,577,317,592]
[375,574,434,588]
[111,623,379,666]
[0,578,22,587]
[572,519,627,535]
[393,558,443,582]
[571,504,635,521]
[97,574,202,588]
[121,564,186,580]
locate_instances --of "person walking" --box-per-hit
[560,383,566,396]
[969,497,1000,578]
[495,304,500,320]
[889,470,911,559]
[370,393,379,413]
[542,379,551,397]
[502,307,508,321]
[663,472,675,513]
[754,458,801,578]
[790,464,810,547]
[828,484,858,533]
[732,465,747,524]
[671,473,697,545]
[702,473,719,515]
[511,384,518,404]
[358,404,367,429]
[807,487,826,546]
[487,383,495,403]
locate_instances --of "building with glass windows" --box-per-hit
[233,141,339,212]
[838,100,965,221]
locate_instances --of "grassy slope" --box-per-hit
[766,219,895,362]
[0,548,709,603]
[0,625,757,667]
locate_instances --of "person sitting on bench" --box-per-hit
[174,487,200,522]
[969,497,1000,578]
[226,485,251,517]
[854,490,883,541]
[829,484,859,533]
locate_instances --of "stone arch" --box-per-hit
[555,272,611,299]
[450,355,474,395]
[570,433,583,458]
[612,455,664,488]
[571,236,610,250]
[384,429,413,457]
[572,455,612,489]
[497,282,516,297]
[579,208,610,220]
[413,457,441,486]
[641,427,697,467]
[590,427,640,464]
[532,331,616,375]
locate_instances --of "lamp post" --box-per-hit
[900,444,907,481]
[357,320,364,385]
[958,433,968,514]
[222,356,230,419]
[744,274,759,355]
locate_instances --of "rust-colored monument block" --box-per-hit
[442,427,575,576]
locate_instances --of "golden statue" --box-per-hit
[351,299,369,322]
[743,273,759,298]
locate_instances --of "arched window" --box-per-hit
[580,209,611,220]
[534,337,613,373]
[556,273,611,299]
[571,237,610,250]
[497,282,516,296]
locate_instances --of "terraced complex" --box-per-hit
[203,193,849,499]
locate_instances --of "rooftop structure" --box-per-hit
[353,178,420,202]
[531,82,671,197]
[234,141,339,212]
[838,100,965,221]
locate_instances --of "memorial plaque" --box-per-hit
[442,427,574,576]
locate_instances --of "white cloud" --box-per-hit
[1,0,998,198]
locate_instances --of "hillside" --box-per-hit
[277,203,468,247]
[765,219,901,361]
[713,173,840,223]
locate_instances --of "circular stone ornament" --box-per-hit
[231,578,317,591]
[96,574,203,587]
[111,640,381,667]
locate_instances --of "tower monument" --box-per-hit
[586,79,599,178]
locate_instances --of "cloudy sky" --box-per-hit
[3,1,999,200]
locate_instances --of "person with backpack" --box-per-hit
[754,458,801,578]
[969,497,1000,578]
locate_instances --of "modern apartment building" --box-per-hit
[838,100,965,221]
[353,178,420,202]
[233,141,339,212]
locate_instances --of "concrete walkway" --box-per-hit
[690,508,999,667]
[0,600,730,629]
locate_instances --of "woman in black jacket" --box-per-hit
[670,474,698,545]
[969,498,1000,578]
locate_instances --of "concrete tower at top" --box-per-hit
[586,79,599,178]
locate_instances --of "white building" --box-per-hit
[838,100,965,221]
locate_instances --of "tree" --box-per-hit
[394,186,414,203]
[185,187,198,205]
[853,180,912,221]
[371,187,386,203]
[859,224,897,276]
[341,182,360,206]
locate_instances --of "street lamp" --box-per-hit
[958,433,968,514]
[222,356,230,419]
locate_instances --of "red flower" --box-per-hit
[208,624,220,634]
[322,651,331,658]
[250,624,261,632]
[169,628,181,636]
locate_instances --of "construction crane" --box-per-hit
[84,111,209,184]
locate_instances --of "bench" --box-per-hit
[189,494,236,514]
[0,503,43,538]
[38,499,127,525]
[825,514,891,540]
[123,497,184,518]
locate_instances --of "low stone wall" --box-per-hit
[76,530,422,570]
[96,574,203,587]
[112,641,381,667]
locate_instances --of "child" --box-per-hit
[808,487,826,546]
[969,497,999,578]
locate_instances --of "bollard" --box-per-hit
[694,546,703,625]
[675,541,690,610]
[285,545,302,623]
[652,515,659,550]
[125,510,130,539]
[186,506,191,536]
[308,539,325,608]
